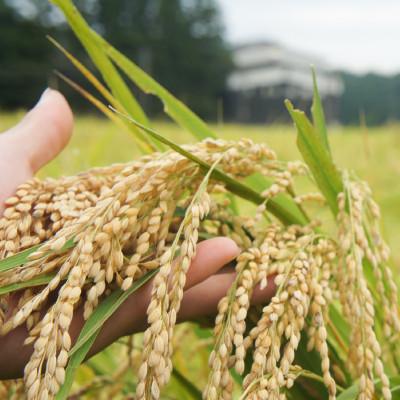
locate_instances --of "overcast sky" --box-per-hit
[216,0,400,74]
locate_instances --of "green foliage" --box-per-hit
[285,99,343,215]
[55,329,99,400]
[337,376,400,400]
[0,0,232,119]
[0,238,74,273]
[102,42,218,141]
[311,66,330,154]
[0,1,54,108]
[340,71,400,125]
[91,0,233,118]
[0,274,54,295]
[171,368,202,399]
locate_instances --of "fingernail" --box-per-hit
[36,88,52,106]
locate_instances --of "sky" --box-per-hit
[216,0,400,75]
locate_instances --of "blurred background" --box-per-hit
[1,0,400,125]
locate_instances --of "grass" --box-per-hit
[1,112,400,266]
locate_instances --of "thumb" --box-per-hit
[4,88,74,173]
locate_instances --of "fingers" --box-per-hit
[178,271,276,322]
[140,237,240,315]
[0,237,273,379]
[85,237,240,353]
[0,324,33,379]
[183,237,240,290]
[3,88,73,173]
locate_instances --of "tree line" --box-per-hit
[0,0,399,125]
[340,72,400,125]
[0,0,232,119]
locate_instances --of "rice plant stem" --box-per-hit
[327,319,348,354]
[299,370,345,393]
[287,184,311,223]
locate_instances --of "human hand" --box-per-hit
[0,89,275,379]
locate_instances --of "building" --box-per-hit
[224,41,344,123]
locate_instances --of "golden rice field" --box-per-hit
[1,112,400,399]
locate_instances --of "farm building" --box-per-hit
[224,41,344,123]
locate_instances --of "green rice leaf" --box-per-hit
[0,274,55,295]
[52,0,216,141]
[56,330,99,400]
[50,0,147,123]
[337,376,400,400]
[100,39,217,141]
[0,244,41,273]
[311,66,330,154]
[48,36,119,109]
[111,108,306,226]
[336,382,359,400]
[57,269,157,399]
[50,0,163,152]
[328,303,350,349]
[49,37,156,153]
[285,99,343,215]
[69,269,157,357]
[55,71,123,121]
[244,173,309,224]
[55,71,153,155]
[0,238,74,273]
[171,368,202,399]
